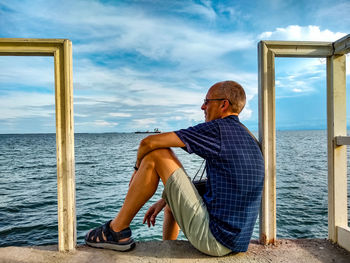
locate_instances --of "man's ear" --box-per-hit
[221,100,229,110]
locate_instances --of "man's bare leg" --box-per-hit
[163,205,180,240]
[110,148,182,232]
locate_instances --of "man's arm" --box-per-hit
[135,132,185,168]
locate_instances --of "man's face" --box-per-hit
[201,85,223,122]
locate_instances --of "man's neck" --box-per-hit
[221,112,238,119]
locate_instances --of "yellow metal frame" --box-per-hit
[0,39,76,252]
[258,34,350,251]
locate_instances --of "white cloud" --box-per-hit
[132,118,157,128]
[75,28,253,66]
[73,61,205,107]
[170,116,184,121]
[74,113,89,117]
[316,2,350,26]
[74,94,117,105]
[94,120,118,127]
[274,57,327,98]
[259,25,346,42]
[33,1,253,64]
[0,0,276,132]
[1,1,259,133]
[217,5,237,18]
[175,108,204,122]
[0,92,54,120]
[75,120,118,127]
[0,57,54,87]
[71,60,259,127]
[239,108,252,121]
[293,88,302,93]
[178,0,217,20]
[1,0,253,64]
[109,112,132,117]
[2,0,254,65]
[259,25,350,96]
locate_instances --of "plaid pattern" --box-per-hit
[175,115,264,252]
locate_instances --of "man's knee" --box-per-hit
[148,148,174,158]
[140,149,173,171]
[143,148,182,184]
[143,148,175,164]
[140,152,156,169]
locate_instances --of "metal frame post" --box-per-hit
[258,41,276,244]
[257,35,350,251]
[0,39,76,252]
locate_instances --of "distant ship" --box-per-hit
[135,128,161,134]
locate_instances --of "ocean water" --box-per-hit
[0,130,349,247]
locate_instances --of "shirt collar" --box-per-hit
[224,114,240,122]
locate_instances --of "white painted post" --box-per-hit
[258,41,277,245]
[54,40,76,252]
[327,54,348,242]
[257,36,350,252]
[0,39,76,252]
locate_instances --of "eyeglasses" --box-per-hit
[203,98,232,105]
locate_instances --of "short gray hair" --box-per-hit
[216,81,246,114]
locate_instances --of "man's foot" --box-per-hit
[85,220,135,251]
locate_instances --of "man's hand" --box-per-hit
[143,199,167,227]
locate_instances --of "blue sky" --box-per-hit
[0,0,349,133]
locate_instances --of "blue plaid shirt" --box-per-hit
[175,115,264,252]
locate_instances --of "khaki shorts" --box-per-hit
[162,168,231,256]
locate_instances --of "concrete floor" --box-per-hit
[0,239,350,263]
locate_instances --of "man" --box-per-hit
[85,81,265,256]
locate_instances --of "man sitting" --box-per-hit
[85,80,265,256]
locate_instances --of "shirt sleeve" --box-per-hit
[174,120,221,159]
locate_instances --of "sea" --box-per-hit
[0,130,350,247]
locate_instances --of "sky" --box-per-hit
[0,0,349,133]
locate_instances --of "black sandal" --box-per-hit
[85,220,135,251]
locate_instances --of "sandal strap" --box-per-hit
[87,225,106,242]
[86,220,132,243]
[107,221,132,241]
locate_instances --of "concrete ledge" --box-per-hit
[0,239,350,263]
